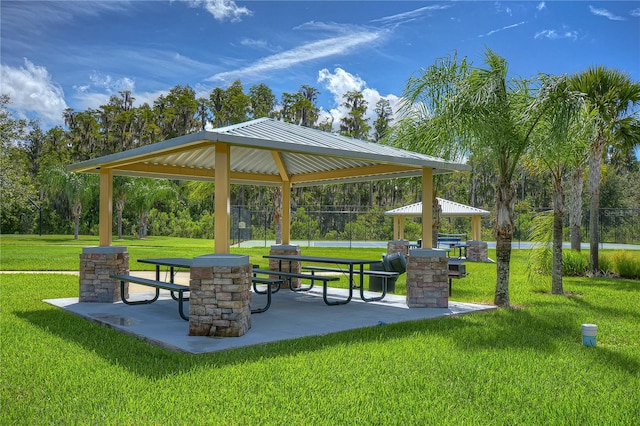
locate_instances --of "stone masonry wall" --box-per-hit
[189,259,251,337]
[79,247,129,303]
[406,249,449,308]
[466,240,489,262]
[387,240,409,257]
[268,244,301,288]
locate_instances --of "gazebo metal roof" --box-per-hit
[68,118,470,186]
[386,199,489,242]
[385,199,490,217]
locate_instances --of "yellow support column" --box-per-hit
[393,216,398,240]
[282,181,291,245]
[99,168,113,247]
[215,143,230,254]
[396,216,405,240]
[472,215,482,241]
[422,168,433,248]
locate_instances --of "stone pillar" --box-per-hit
[79,246,129,303]
[466,240,488,262]
[387,239,409,257]
[406,249,449,308]
[189,254,251,337]
[268,244,301,288]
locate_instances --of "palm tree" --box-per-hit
[527,74,587,294]
[569,66,640,273]
[43,165,97,239]
[113,176,135,240]
[395,49,567,307]
[127,178,176,238]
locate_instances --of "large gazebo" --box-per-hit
[68,118,471,332]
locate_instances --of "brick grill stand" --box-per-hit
[406,249,449,308]
[268,244,301,289]
[79,246,129,303]
[189,254,252,337]
[387,239,409,257]
[466,240,489,262]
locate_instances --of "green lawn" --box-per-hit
[1,235,639,424]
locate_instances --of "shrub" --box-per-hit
[598,253,614,275]
[562,250,589,276]
[612,250,640,279]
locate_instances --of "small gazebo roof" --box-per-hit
[68,118,470,187]
[385,199,491,217]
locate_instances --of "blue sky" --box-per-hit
[2,1,639,130]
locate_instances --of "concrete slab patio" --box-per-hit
[46,286,496,354]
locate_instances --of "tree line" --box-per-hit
[1,81,411,241]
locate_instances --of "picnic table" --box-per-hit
[437,234,468,258]
[138,257,192,283]
[263,254,387,305]
[111,258,282,318]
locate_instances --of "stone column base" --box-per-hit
[79,246,129,303]
[406,249,449,308]
[466,240,488,262]
[189,254,251,337]
[387,240,409,257]
[268,244,301,288]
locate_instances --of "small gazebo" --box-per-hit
[386,199,490,242]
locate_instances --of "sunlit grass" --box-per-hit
[1,236,639,424]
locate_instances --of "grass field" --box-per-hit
[1,235,639,424]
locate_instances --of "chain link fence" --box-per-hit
[232,205,640,246]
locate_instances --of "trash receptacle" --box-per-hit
[383,252,407,275]
[368,261,397,293]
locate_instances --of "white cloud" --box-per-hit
[370,5,452,25]
[0,59,67,124]
[630,8,640,17]
[537,2,546,11]
[479,21,527,38]
[208,30,383,83]
[534,29,578,41]
[89,72,136,94]
[494,2,513,16]
[239,38,279,52]
[70,72,136,111]
[589,5,625,21]
[316,68,401,134]
[187,0,251,22]
[72,92,111,112]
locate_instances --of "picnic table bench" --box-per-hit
[252,267,343,305]
[111,262,288,319]
[110,274,190,320]
[263,254,383,306]
[437,233,468,258]
[301,266,398,302]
